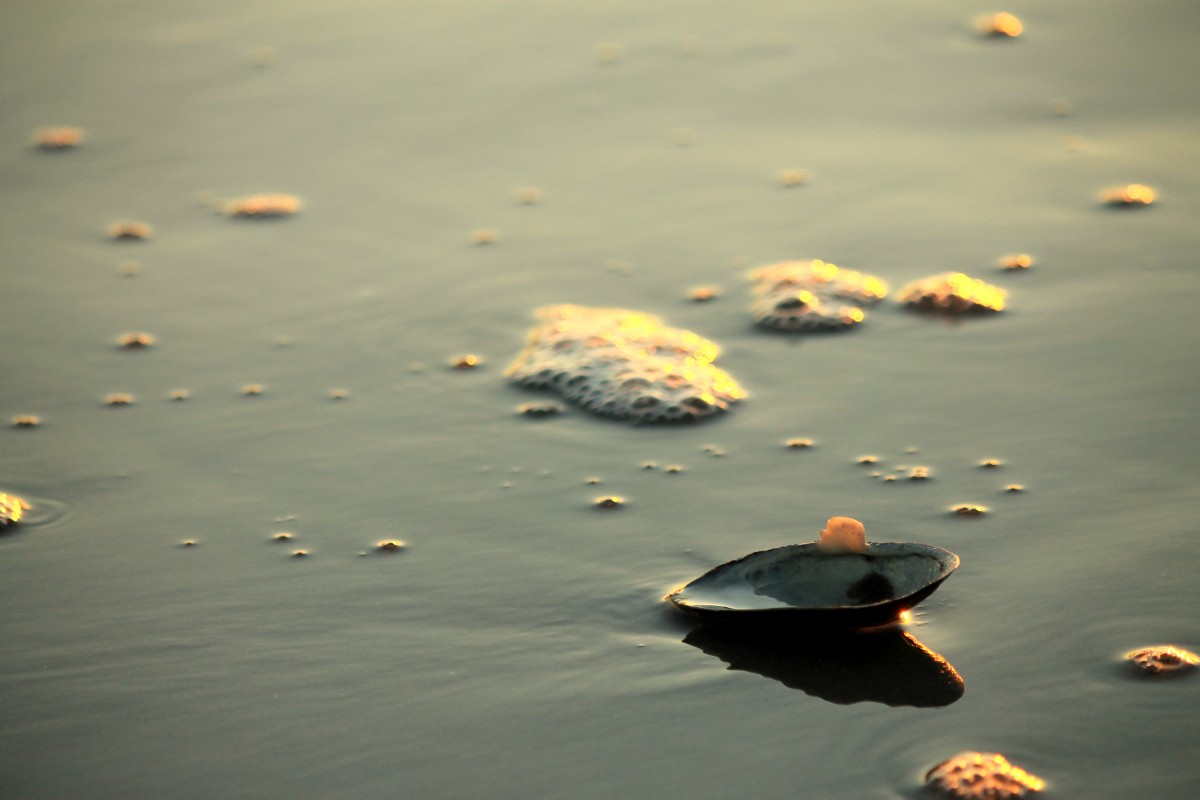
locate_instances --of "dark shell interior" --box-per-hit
[669,542,959,621]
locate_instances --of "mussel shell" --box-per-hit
[668,542,959,628]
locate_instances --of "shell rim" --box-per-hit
[667,541,960,615]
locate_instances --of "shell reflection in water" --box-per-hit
[669,544,958,628]
[1,493,30,527]
[683,625,963,708]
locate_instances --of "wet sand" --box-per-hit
[2,1,1199,797]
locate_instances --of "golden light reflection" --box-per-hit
[898,610,914,625]
[1102,183,1156,207]
[449,354,482,369]
[998,253,1034,271]
[0,493,30,526]
[926,752,1045,797]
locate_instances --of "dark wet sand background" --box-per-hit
[2,1,1199,797]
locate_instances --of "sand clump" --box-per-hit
[506,305,746,423]
[749,260,888,331]
[926,751,1044,799]
[898,272,1006,314]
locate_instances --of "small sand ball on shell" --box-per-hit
[11,415,41,428]
[1125,645,1199,675]
[1101,184,1156,207]
[926,752,1044,799]
[818,516,867,553]
[1,493,30,527]
[749,260,888,332]
[108,221,153,241]
[117,331,155,349]
[33,126,85,149]
[976,13,1024,38]
[506,304,747,423]
[225,193,300,218]
[898,272,1006,314]
[105,393,135,406]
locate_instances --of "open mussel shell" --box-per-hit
[668,542,959,628]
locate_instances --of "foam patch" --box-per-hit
[506,305,747,423]
[749,260,888,331]
[899,272,1006,314]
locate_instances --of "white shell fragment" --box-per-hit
[749,260,888,331]
[506,305,747,423]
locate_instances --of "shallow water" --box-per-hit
[2,1,1199,798]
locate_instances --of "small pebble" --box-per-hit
[517,401,563,417]
[1005,484,1025,493]
[952,504,987,516]
[1101,184,1156,207]
[785,438,814,449]
[980,459,1002,468]
[117,331,155,349]
[180,540,197,547]
[513,186,542,205]
[1125,645,1199,675]
[778,168,809,187]
[594,496,624,509]
[671,128,696,147]
[225,193,301,218]
[249,45,277,67]
[33,126,84,149]
[169,389,190,401]
[329,389,349,400]
[241,384,264,396]
[909,467,930,480]
[883,475,897,482]
[998,254,1034,271]
[108,221,153,241]
[11,415,41,428]
[272,533,294,543]
[687,286,720,302]
[105,393,135,406]
[857,455,878,465]
[898,273,1006,314]
[594,42,622,64]
[291,550,309,558]
[641,462,658,470]
[976,12,1023,38]
[375,539,407,553]
[449,354,482,369]
[585,477,602,485]
[664,465,684,474]
[470,228,498,245]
